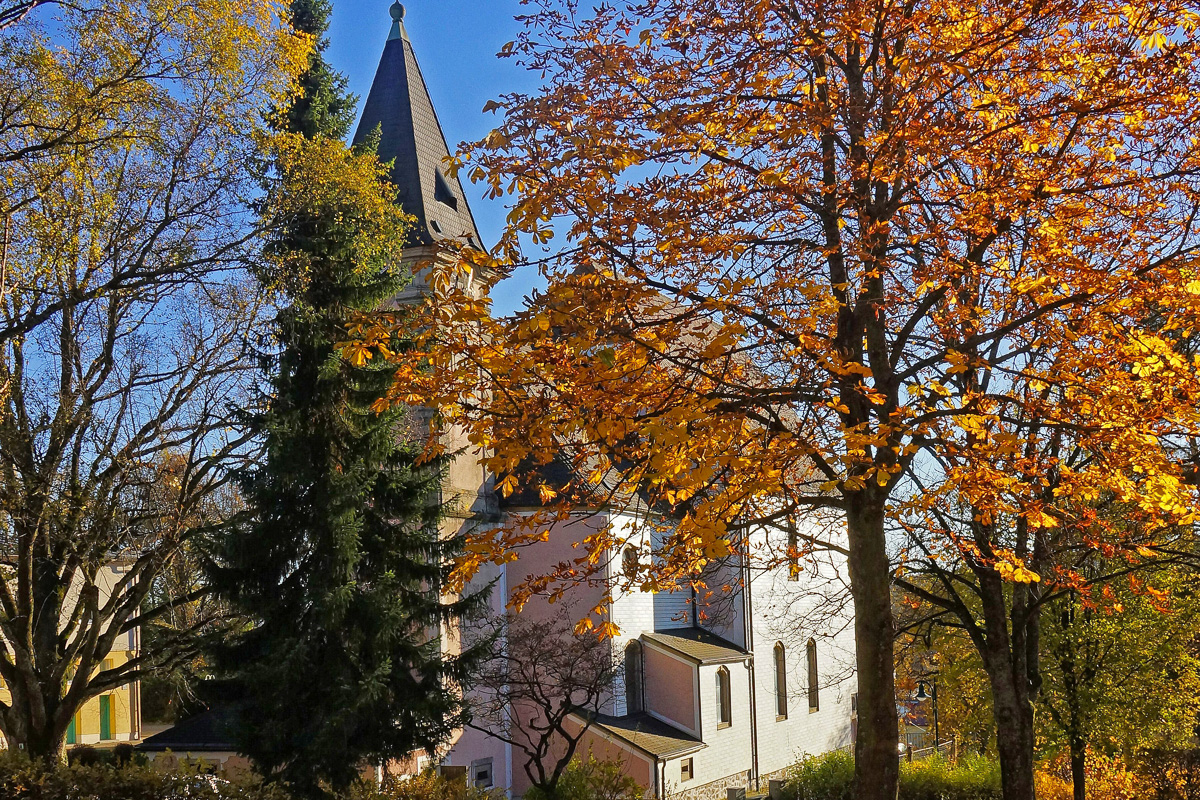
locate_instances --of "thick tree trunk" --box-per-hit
[25,725,67,762]
[846,497,900,800]
[2,711,68,762]
[1,677,75,762]
[977,571,1039,800]
[1070,738,1086,800]
[989,671,1037,800]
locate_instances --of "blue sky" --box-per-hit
[326,0,539,313]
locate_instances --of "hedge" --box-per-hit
[0,751,287,800]
[782,751,1002,800]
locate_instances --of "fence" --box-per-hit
[904,738,956,762]
[835,735,958,762]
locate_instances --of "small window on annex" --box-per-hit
[807,639,820,712]
[774,642,787,719]
[716,667,732,727]
[680,758,694,782]
[625,640,644,714]
[622,545,639,579]
[470,758,494,789]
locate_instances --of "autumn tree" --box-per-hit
[0,0,306,758]
[897,557,1200,798]
[1039,569,1200,800]
[893,418,1200,799]
[364,2,1200,799]
[893,623,995,756]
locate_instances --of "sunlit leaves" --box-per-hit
[260,133,414,295]
[363,0,1200,620]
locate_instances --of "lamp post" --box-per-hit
[916,677,940,755]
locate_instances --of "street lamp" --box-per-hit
[915,678,940,756]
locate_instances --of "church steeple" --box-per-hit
[354,2,483,250]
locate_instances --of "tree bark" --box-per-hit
[2,695,70,761]
[989,668,1038,800]
[846,497,900,800]
[977,572,1039,800]
[1058,619,1086,800]
[1070,738,1086,800]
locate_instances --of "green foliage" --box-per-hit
[901,756,1001,800]
[524,757,643,800]
[782,751,855,800]
[782,752,1002,800]
[1039,570,1200,763]
[279,0,357,140]
[0,751,287,800]
[207,0,489,796]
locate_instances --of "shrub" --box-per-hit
[1083,754,1142,800]
[1033,770,1072,800]
[782,750,854,800]
[68,744,103,766]
[900,754,1001,800]
[782,751,1003,800]
[0,750,287,800]
[369,770,492,800]
[524,757,643,800]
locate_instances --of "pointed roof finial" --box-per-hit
[388,2,407,41]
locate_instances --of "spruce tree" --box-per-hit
[209,1,487,793]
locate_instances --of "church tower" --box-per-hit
[354,2,497,533]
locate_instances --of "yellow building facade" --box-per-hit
[0,647,141,747]
[1,561,142,749]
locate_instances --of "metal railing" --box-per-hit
[835,736,959,762]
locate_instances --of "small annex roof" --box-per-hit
[353,2,483,250]
[581,711,704,760]
[642,627,749,665]
[136,708,237,753]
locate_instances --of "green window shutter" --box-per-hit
[66,715,76,745]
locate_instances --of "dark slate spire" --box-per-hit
[354,2,483,249]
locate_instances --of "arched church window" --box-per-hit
[774,642,788,718]
[625,640,644,713]
[807,639,820,712]
[716,666,732,727]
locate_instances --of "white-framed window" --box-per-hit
[625,640,644,714]
[774,642,787,719]
[470,758,494,789]
[716,667,732,727]
[807,639,820,712]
